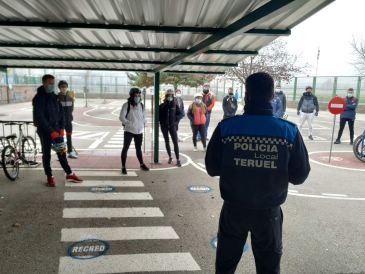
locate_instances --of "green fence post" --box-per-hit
[356,76,361,103]
[154,72,160,164]
[312,76,317,94]
[293,77,298,101]
[332,76,338,97]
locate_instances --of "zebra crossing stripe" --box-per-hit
[74,171,137,177]
[58,253,201,273]
[61,226,179,241]
[65,180,144,187]
[63,207,164,218]
[64,192,153,201]
[106,141,125,144]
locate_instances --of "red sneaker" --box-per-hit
[66,173,83,183]
[46,176,56,187]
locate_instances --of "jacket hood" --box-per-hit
[244,101,273,115]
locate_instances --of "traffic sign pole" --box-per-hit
[329,114,336,163]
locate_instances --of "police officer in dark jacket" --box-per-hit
[33,74,82,187]
[58,80,77,158]
[205,72,310,274]
[159,89,183,166]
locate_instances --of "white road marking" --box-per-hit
[106,141,125,144]
[110,138,124,141]
[104,144,124,148]
[58,253,201,273]
[322,193,348,197]
[309,151,365,172]
[75,170,137,177]
[88,132,110,149]
[197,163,205,168]
[65,180,144,187]
[64,192,153,201]
[288,192,365,201]
[288,190,298,193]
[63,207,164,218]
[61,226,179,242]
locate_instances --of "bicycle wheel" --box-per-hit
[353,135,365,163]
[22,136,37,164]
[1,145,19,181]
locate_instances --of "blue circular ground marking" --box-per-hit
[67,239,109,260]
[89,186,115,193]
[187,185,212,193]
[210,236,249,253]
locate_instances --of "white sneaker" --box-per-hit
[68,151,78,159]
[193,147,198,152]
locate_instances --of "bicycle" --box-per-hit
[1,121,38,180]
[353,128,365,162]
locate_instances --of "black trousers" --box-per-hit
[192,125,206,147]
[161,125,179,159]
[121,131,144,167]
[38,131,72,177]
[216,203,283,274]
[337,118,355,141]
[65,121,73,153]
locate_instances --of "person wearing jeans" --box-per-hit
[197,83,215,140]
[32,74,83,187]
[334,88,358,145]
[119,87,149,175]
[188,93,207,151]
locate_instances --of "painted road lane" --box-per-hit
[58,253,201,273]
[74,170,137,177]
[64,192,153,201]
[65,180,144,187]
[63,207,165,218]
[61,226,179,241]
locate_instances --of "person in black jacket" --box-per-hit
[33,74,83,187]
[205,72,310,274]
[175,89,185,142]
[58,80,77,159]
[159,89,183,166]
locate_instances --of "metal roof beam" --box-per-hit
[0,21,291,36]
[0,56,237,67]
[153,0,295,72]
[0,43,257,55]
[0,65,224,74]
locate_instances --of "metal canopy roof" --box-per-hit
[0,0,334,74]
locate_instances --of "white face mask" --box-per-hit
[347,93,353,97]
[176,93,181,97]
[275,89,281,93]
[195,98,202,104]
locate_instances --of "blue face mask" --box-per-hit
[166,96,173,102]
[134,96,141,104]
[47,84,55,93]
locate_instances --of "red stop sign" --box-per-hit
[328,96,346,115]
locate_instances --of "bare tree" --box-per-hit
[226,39,308,84]
[351,37,365,76]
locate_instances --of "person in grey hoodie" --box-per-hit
[275,84,286,118]
[222,87,238,119]
[297,86,319,140]
[334,88,358,145]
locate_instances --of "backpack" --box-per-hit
[123,102,144,127]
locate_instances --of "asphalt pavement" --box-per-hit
[0,98,364,274]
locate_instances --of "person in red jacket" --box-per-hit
[197,83,215,140]
[187,93,207,151]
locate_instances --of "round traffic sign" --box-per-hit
[328,96,346,115]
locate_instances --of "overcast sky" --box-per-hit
[282,0,364,76]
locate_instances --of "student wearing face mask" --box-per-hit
[57,80,77,159]
[32,74,83,187]
[159,89,183,166]
[175,89,185,142]
[197,83,215,140]
[334,88,358,145]
[222,87,238,119]
[297,86,319,140]
[119,87,150,175]
[188,93,207,151]
[275,85,286,118]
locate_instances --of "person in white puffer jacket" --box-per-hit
[119,87,149,175]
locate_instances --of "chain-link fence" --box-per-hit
[1,69,364,106]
